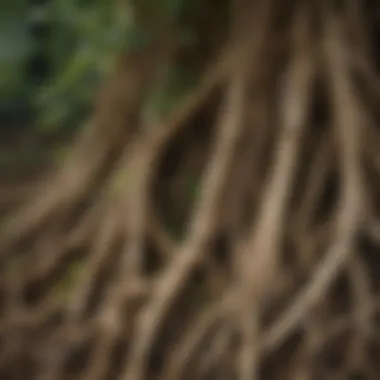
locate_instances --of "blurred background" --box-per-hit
[0,0,224,178]
[1,0,127,177]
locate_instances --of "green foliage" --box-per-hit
[0,1,34,111]
[35,0,135,131]
[1,0,201,132]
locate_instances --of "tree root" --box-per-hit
[2,1,380,380]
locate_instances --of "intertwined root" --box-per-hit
[1,1,380,380]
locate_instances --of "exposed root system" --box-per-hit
[2,1,380,379]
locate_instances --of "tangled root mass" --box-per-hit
[2,1,380,379]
